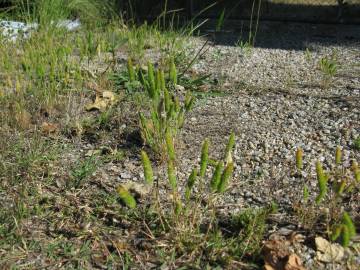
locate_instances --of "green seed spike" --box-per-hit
[167,160,177,190]
[157,98,164,118]
[341,225,350,247]
[169,57,177,85]
[200,139,209,178]
[117,186,136,209]
[164,88,171,112]
[151,110,160,132]
[165,130,176,162]
[355,170,360,183]
[160,69,166,91]
[296,147,303,170]
[342,212,356,238]
[335,146,342,165]
[210,161,224,192]
[174,96,180,113]
[185,168,198,200]
[127,58,135,82]
[315,161,327,204]
[155,69,161,92]
[141,151,153,185]
[224,132,236,164]
[177,110,185,129]
[217,162,234,193]
[351,161,360,182]
[174,199,182,216]
[147,61,156,98]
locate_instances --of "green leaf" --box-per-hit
[216,8,226,31]
[342,212,356,238]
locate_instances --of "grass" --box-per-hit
[0,1,359,269]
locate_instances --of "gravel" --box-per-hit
[174,22,359,269]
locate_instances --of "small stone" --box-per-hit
[120,172,132,179]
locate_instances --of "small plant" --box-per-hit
[139,86,194,159]
[304,48,312,62]
[353,136,360,150]
[69,156,98,189]
[118,133,236,224]
[236,39,252,55]
[293,146,358,246]
[318,56,338,89]
[331,212,356,247]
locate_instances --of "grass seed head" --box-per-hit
[117,186,137,209]
[141,151,153,185]
[217,162,234,193]
[296,147,303,170]
[200,139,209,178]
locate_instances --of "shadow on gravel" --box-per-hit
[203,21,360,51]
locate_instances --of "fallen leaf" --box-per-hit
[41,122,59,134]
[285,254,306,270]
[315,236,345,263]
[263,238,307,270]
[85,91,118,112]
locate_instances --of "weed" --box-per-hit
[293,147,358,246]
[352,136,360,150]
[236,39,253,55]
[304,48,312,63]
[318,55,338,89]
[133,60,195,159]
[69,156,98,189]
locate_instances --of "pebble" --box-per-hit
[120,172,132,179]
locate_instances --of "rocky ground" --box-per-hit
[2,21,359,269]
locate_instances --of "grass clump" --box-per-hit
[115,132,268,267]
[136,60,195,159]
[293,146,358,247]
[318,55,338,89]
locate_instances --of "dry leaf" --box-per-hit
[85,91,118,112]
[284,254,306,270]
[41,122,59,134]
[263,238,307,270]
[315,236,345,263]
